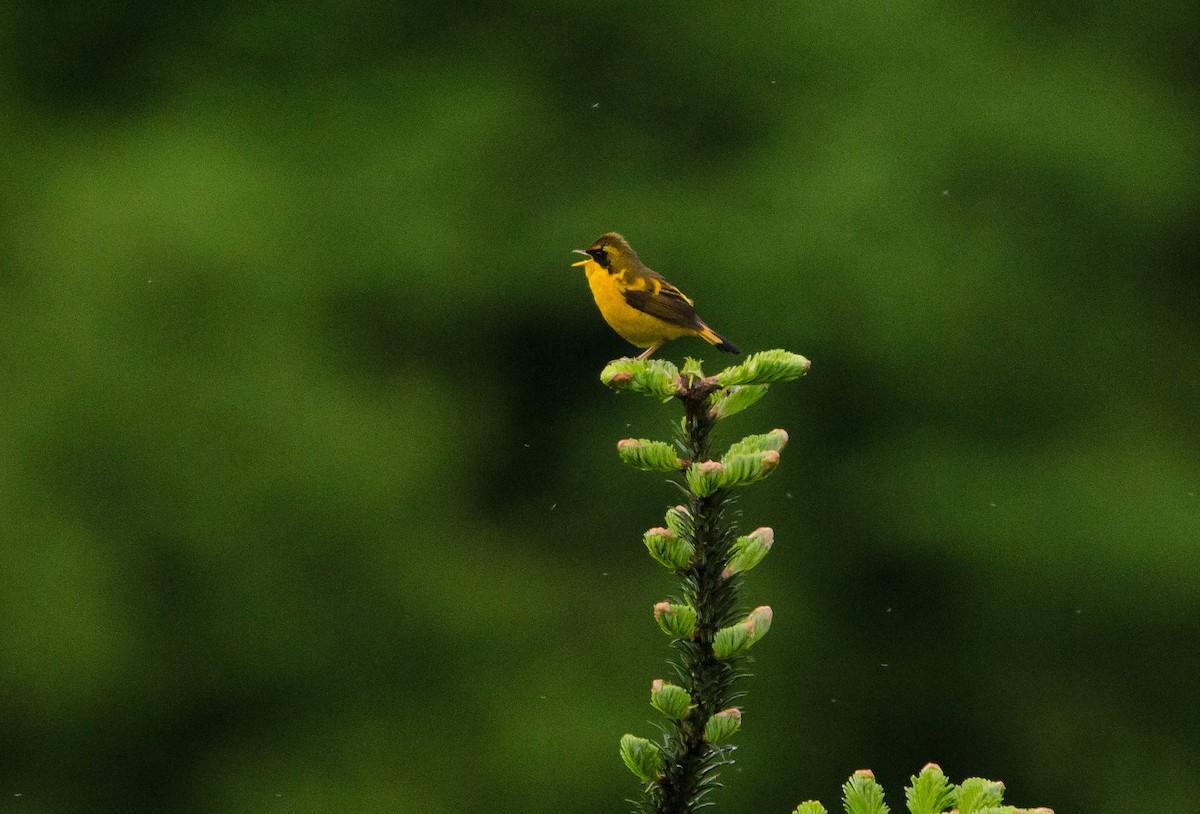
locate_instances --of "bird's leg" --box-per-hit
[635,343,663,361]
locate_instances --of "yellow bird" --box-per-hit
[572,232,740,360]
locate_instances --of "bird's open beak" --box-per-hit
[571,249,590,267]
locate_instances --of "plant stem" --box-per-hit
[652,377,740,814]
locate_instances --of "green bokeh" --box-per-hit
[1,2,1197,812]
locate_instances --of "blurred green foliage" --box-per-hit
[1,1,1197,812]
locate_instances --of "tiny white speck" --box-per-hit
[591,102,600,108]
[523,443,530,448]
[942,189,950,196]
[886,607,892,613]
[550,503,557,510]
[830,698,837,703]
[785,492,793,499]
[990,502,997,507]
[540,694,547,699]
[880,663,888,668]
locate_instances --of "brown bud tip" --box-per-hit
[751,606,773,623]
[920,762,942,773]
[721,567,734,579]
[617,438,643,451]
[852,769,875,780]
[653,601,671,620]
[651,678,665,693]
[646,526,674,538]
[698,460,724,474]
[751,527,775,547]
[715,707,742,723]
[608,371,634,386]
[761,449,781,469]
[772,428,790,445]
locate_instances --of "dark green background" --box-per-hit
[2,2,1197,812]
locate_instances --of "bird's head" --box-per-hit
[572,232,638,272]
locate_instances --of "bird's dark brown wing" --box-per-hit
[622,278,705,330]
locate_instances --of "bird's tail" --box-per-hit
[698,324,741,354]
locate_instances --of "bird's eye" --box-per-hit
[588,248,611,269]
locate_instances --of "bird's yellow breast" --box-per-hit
[583,262,691,347]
